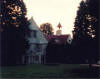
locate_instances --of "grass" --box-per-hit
[0,64,99,78]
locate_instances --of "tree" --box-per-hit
[46,40,63,63]
[0,0,29,66]
[40,23,54,35]
[87,0,99,66]
[72,0,99,64]
[46,39,71,64]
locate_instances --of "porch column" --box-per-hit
[39,55,41,64]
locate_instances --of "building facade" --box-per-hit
[22,17,48,64]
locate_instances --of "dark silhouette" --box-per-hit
[72,0,99,65]
[46,39,71,64]
[0,0,29,66]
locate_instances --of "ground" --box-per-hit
[0,64,99,78]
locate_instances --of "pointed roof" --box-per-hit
[28,17,48,44]
[57,22,62,29]
[29,17,39,30]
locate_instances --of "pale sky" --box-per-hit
[24,0,81,36]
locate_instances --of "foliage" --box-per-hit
[0,0,29,66]
[40,23,54,35]
[46,40,71,63]
[72,0,99,63]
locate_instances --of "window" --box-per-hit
[31,30,37,37]
[36,44,42,52]
[33,30,37,37]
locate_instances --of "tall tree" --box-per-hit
[72,0,99,64]
[87,0,99,63]
[0,0,29,66]
[40,23,54,35]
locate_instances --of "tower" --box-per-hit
[56,22,62,35]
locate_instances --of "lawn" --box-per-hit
[0,64,99,78]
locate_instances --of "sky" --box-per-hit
[24,0,81,36]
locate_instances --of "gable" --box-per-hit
[28,17,48,44]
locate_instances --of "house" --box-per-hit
[22,17,48,64]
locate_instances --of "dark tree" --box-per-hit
[46,39,71,64]
[40,23,54,35]
[72,0,99,64]
[0,0,29,66]
[87,0,99,68]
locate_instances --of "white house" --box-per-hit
[22,17,48,64]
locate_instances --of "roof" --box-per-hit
[45,35,70,44]
[29,17,39,30]
[28,17,48,44]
